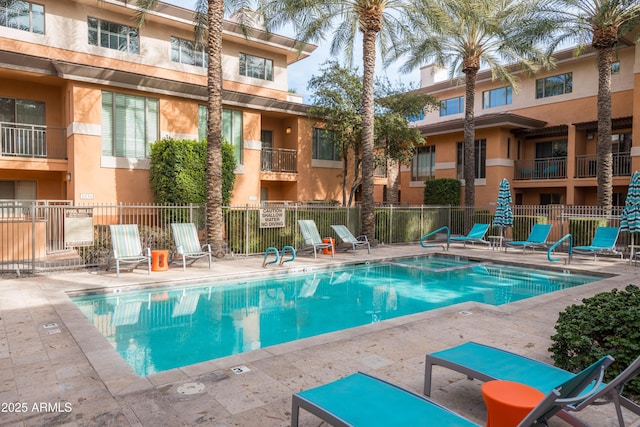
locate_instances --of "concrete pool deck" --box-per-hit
[1,244,639,426]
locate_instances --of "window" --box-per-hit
[239,53,273,81]
[456,139,486,179]
[0,97,46,157]
[611,61,620,74]
[0,97,45,124]
[535,139,567,158]
[197,105,207,142]
[101,91,158,159]
[407,110,425,122]
[198,106,244,164]
[440,96,464,116]
[0,1,43,34]
[171,36,207,67]
[536,73,572,98]
[222,109,243,164]
[88,17,139,53]
[0,180,36,199]
[312,128,339,161]
[483,86,512,109]
[540,193,562,205]
[411,145,436,181]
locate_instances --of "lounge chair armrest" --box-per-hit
[357,235,369,242]
[202,243,211,252]
[144,247,151,256]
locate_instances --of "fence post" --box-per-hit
[389,205,393,245]
[245,204,250,257]
[119,202,123,224]
[31,201,36,274]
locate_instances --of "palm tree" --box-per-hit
[133,0,253,258]
[394,0,556,211]
[545,0,640,210]
[262,0,413,242]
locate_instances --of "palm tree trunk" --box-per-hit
[596,46,613,213]
[386,158,400,205]
[205,0,225,258]
[360,28,377,242]
[463,68,478,229]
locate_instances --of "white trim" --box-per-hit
[244,139,262,150]
[460,178,487,186]
[311,159,342,169]
[409,181,426,188]
[486,158,514,167]
[400,165,411,173]
[435,162,456,170]
[68,122,101,137]
[101,156,150,170]
[631,147,640,157]
[161,131,198,141]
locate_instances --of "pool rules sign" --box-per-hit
[259,208,285,228]
[64,207,94,247]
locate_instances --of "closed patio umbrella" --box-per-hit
[620,171,640,259]
[493,178,513,242]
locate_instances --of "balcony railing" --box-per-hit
[575,153,631,178]
[0,122,66,160]
[514,157,567,180]
[260,147,297,173]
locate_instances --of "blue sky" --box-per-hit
[160,1,421,102]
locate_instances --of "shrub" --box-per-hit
[424,178,461,206]
[512,215,547,241]
[549,284,640,400]
[149,137,236,207]
[568,218,608,246]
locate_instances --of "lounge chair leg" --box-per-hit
[424,357,433,396]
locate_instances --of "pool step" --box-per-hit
[382,261,492,273]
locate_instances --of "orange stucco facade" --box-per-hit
[391,38,639,207]
[0,0,352,206]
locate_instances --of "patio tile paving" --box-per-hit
[0,245,639,426]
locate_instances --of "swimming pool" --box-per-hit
[70,255,601,376]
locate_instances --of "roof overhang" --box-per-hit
[416,112,547,137]
[0,50,310,117]
[512,124,568,139]
[573,116,633,132]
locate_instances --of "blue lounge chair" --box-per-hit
[450,223,490,247]
[331,225,371,254]
[292,359,610,427]
[171,223,212,271]
[298,220,334,258]
[573,226,622,261]
[506,223,552,254]
[423,341,640,427]
[106,224,151,277]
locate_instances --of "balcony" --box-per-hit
[575,153,631,178]
[514,157,567,180]
[1,122,66,160]
[261,147,297,173]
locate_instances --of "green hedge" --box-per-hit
[549,284,640,401]
[79,225,174,266]
[568,218,608,247]
[512,215,547,241]
[424,178,461,206]
[224,208,358,255]
[375,209,440,243]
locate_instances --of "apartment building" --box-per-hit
[0,0,352,205]
[389,35,639,207]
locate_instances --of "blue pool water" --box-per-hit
[70,255,600,376]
